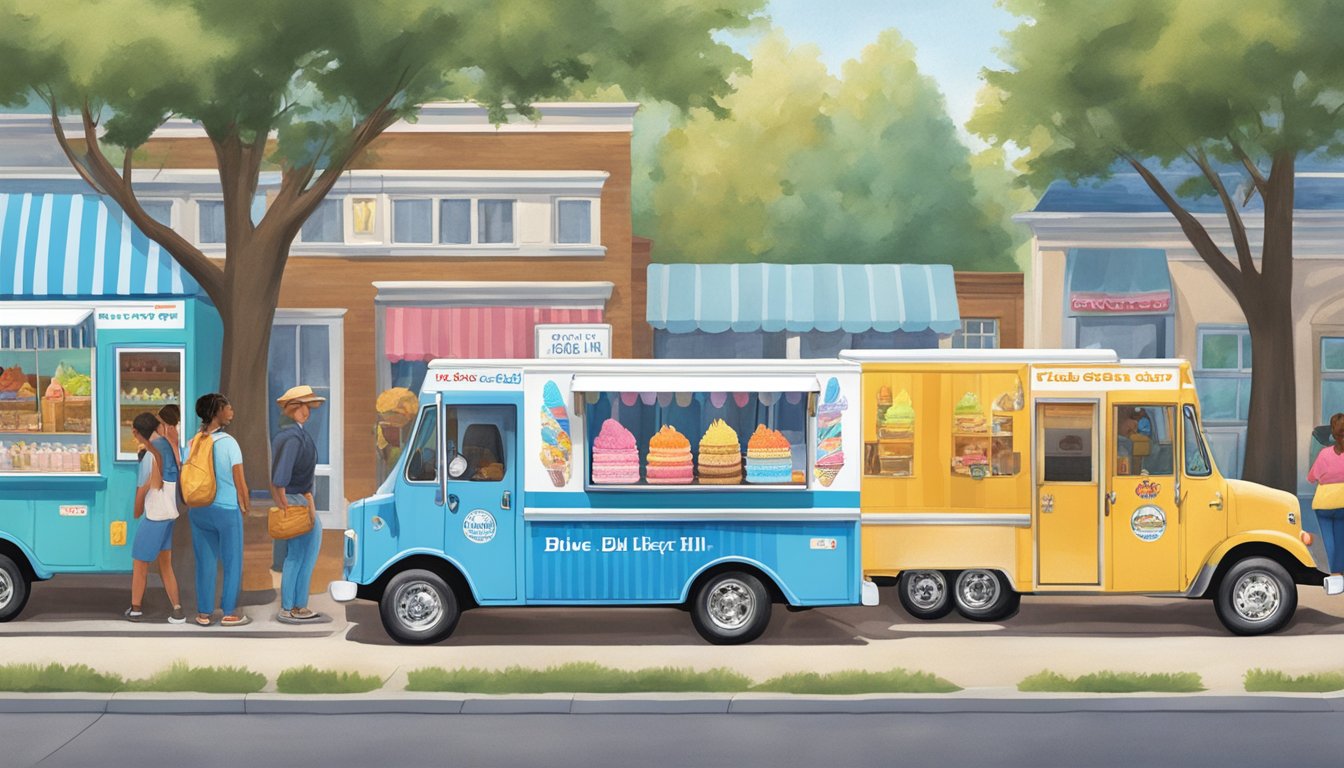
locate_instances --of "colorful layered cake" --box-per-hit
[591,419,640,484]
[538,380,573,487]
[878,390,915,438]
[697,419,742,484]
[813,377,846,487]
[747,425,793,484]
[646,425,694,484]
[953,391,987,433]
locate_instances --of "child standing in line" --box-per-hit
[126,412,185,623]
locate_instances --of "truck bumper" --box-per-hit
[328,580,358,602]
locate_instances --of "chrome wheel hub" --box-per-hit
[906,571,946,610]
[0,569,10,610]
[1233,572,1281,622]
[707,579,755,630]
[957,570,999,610]
[395,582,443,630]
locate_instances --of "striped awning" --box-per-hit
[647,263,961,334]
[0,193,200,298]
[384,306,604,361]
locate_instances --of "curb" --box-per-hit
[2,692,1344,715]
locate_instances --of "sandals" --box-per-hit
[195,614,213,626]
[290,607,318,620]
[220,614,252,627]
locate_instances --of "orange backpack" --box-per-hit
[179,432,218,508]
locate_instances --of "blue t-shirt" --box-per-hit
[208,432,244,509]
[149,435,180,483]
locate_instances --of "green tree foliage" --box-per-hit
[0,0,762,474]
[970,0,1344,490]
[645,30,1016,270]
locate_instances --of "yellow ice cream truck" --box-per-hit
[843,349,1320,635]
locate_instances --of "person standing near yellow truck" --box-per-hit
[1307,413,1344,595]
[845,349,1322,636]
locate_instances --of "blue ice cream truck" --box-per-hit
[0,192,221,621]
[330,358,876,644]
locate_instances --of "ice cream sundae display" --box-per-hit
[539,380,573,487]
[646,425,694,484]
[746,425,793,484]
[591,419,641,485]
[696,419,743,485]
[879,390,915,439]
[953,392,987,433]
[813,376,846,487]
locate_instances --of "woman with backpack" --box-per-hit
[125,412,185,623]
[183,393,252,627]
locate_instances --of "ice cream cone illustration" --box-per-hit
[814,377,846,487]
[539,380,572,487]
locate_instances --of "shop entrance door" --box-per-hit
[1036,401,1101,586]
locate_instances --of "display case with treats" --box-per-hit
[0,347,97,474]
[116,349,183,459]
[873,388,915,477]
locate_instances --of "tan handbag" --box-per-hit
[268,504,313,540]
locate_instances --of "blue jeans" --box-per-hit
[1317,508,1344,573]
[281,516,323,611]
[190,504,243,615]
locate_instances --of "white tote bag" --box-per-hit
[145,481,180,521]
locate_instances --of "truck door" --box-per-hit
[1177,403,1227,587]
[443,403,518,601]
[1036,401,1101,585]
[1107,403,1181,591]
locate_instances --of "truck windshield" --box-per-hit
[1182,404,1212,477]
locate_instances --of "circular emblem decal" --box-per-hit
[1130,505,1167,542]
[462,509,497,544]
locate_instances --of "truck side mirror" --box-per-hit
[447,454,469,480]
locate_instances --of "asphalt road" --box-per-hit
[10,710,1344,768]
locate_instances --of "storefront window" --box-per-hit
[0,345,97,473]
[556,199,592,244]
[1321,337,1344,423]
[583,391,808,488]
[301,198,344,243]
[952,319,1000,349]
[1113,405,1174,476]
[116,350,183,460]
[1076,315,1167,358]
[1196,325,1250,478]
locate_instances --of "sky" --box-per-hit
[729,0,1019,147]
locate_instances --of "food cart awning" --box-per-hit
[0,193,202,298]
[0,307,93,349]
[571,374,822,393]
[0,307,91,327]
[646,263,961,335]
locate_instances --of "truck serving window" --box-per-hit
[582,390,809,488]
[1114,405,1174,477]
[1182,404,1212,477]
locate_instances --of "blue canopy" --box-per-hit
[0,193,201,298]
[647,263,961,335]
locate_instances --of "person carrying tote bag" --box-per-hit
[1308,412,1344,595]
[270,385,326,623]
[125,412,185,624]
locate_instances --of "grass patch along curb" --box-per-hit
[125,662,266,694]
[1245,668,1344,693]
[0,663,126,693]
[1019,670,1204,693]
[409,662,752,694]
[277,666,384,695]
[753,669,960,695]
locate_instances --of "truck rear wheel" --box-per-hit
[897,570,954,620]
[953,569,1019,622]
[0,554,30,622]
[691,571,771,645]
[1214,557,1297,636]
[379,569,461,645]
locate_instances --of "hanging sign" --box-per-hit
[95,302,185,330]
[1069,291,1170,313]
[535,324,611,359]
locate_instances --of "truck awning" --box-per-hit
[571,374,822,393]
[0,307,92,327]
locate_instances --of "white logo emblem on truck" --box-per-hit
[463,509,497,544]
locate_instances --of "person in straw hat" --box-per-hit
[270,385,326,622]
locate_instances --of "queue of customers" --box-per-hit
[124,386,327,625]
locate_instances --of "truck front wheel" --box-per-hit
[379,569,461,645]
[691,571,772,645]
[0,554,29,622]
[897,570,954,620]
[1214,557,1297,636]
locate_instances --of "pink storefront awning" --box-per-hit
[384,306,604,361]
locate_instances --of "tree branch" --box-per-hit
[69,104,225,300]
[46,100,107,195]
[1188,146,1258,279]
[1123,154,1246,298]
[1226,134,1268,203]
